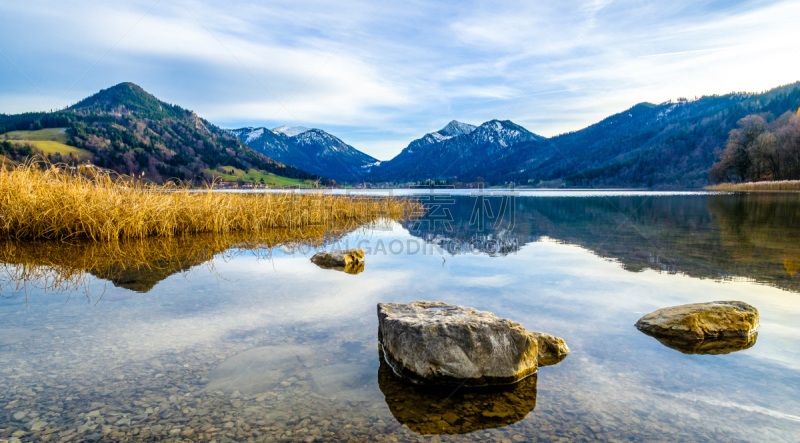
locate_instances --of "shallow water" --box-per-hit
[1,192,800,442]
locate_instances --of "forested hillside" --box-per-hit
[0,83,318,184]
[463,82,800,188]
[709,110,800,183]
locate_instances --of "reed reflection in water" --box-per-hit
[0,222,378,296]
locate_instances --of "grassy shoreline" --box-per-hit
[705,180,800,192]
[0,164,420,241]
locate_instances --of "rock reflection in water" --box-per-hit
[313,260,365,274]
[377,349,537,435]
[538,350,568,367]
[642,331,759,355]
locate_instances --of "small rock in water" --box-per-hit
[531,331,570,367]
[377,301,568,386]
[310,249,365,274]
[635,301,759,341]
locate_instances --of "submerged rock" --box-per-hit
[377,348,537,435]
[635,301,759,341]
[310,249,365,274]
[377,301,567,386]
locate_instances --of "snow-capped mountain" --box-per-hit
[440,120,477,137]
[227,126,295,156]
[228,126,377,182]
[368,119,543,182]
[403,120,477,153]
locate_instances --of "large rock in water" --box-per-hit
[635,301,759,341]
[310,249,364,274]
[377,301,568,386]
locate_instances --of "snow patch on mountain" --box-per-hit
[292,130,347,154]
[245,128,265,143]
[272,125,311,137]
[226,127,268,143]
[409,120,477,149]
[439,120,476,137]
[431,132,450,142]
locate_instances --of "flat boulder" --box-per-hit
[378,301,567,386]
[635,301,759,341]
[310,249,364,274]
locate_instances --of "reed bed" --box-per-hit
[706,180,800,192]
[0,163,421,241]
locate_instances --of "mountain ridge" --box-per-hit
[228,125,377,182]
[0,82,319,184]
[462,82,800,187]
[367,119,544,182]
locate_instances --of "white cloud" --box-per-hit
[0,0,798,159]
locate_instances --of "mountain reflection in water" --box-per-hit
[405,193,800,292]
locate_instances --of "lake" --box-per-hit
[1,191,799,442]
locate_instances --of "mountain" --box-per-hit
[228,126,378,182]
[228,126,297,161]
[462,82,800,187]
[0,82,318,184]
[368,119,544,182]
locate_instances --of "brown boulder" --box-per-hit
[635,301,759,341]
[377,301,568,386]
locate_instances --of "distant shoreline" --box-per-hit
[705,181,800,192]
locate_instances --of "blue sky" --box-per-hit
[1,0,798,160]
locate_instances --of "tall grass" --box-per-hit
[0,163,421,241]
[706,180,800,192]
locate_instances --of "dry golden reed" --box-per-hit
[0,163,421,241]
[706,180,800,192]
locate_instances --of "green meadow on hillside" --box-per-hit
[204,167,313,187]
[3,128,92,159]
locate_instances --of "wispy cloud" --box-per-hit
[1,0,798,159]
